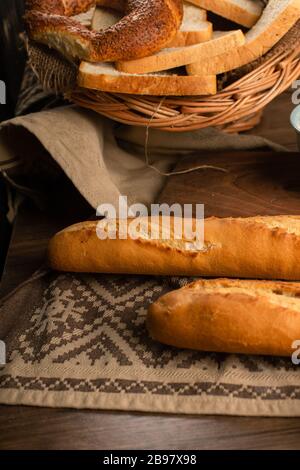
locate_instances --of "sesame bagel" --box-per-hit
[26,0,96,16]
[25,0,183,62]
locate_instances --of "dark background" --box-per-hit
[0,0,26,279]
[0,0,26,121]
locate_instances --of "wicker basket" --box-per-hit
[68,44,300,133]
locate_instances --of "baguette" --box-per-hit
[116,29,245,74]
[147,278,300,357]
[48,215,300,280]
[184,0,264,28]
[187,0,300,75]
[78,62,217,95]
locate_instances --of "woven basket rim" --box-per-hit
[25,24,300,132]
[68,43,300,132]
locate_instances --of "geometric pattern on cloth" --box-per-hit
[0,271,300,416]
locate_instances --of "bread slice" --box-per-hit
[168,22,213,47]
[116,29,245,74]
[78,62,217,95]
[48,215,300,280]
[187,0,300,75]
[147,278,300,357]
[183,1,207,21]
[168,3,213,47]
[185,0,264,28]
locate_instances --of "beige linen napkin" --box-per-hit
[0,105,286,211]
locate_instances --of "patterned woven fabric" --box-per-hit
[0,270,300,416]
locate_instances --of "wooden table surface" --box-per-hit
[1,91,300,450]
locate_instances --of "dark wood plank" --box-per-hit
[247,90,297,151]
[0,406,300,450]
[0,180,92,298]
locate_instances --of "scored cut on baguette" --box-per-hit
[147,278,300,357]
[78,61,217,94]
[168,2,213,47]
[116,29,245,74]
[187,0,300,75]
[184,0,264,28]
[48,215,300,280]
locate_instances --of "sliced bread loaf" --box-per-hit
[116,29,245,74]
[168,22,213,47]
[219,19,300,88]
[187,0,300,75]
[78,62,217,95]
[185,0,264,28]
[168,3,213,46]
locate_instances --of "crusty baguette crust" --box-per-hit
[78,62,217,95]
[187,0,300,75]
[48,216,300,280]
[25,0,183,62]
[147,278,300,356]
[116,29,245,74]
[185,0,263,28]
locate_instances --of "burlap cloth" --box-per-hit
[0,105,285,210]
[0,61,299,415]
